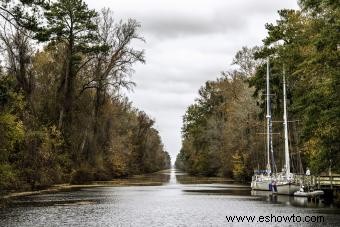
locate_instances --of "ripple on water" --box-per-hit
[1,169,340,227]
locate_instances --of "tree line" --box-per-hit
[175,0,339,180]
[0,0,170,192]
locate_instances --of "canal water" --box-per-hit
[1,169,339,226]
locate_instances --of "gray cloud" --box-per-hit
[87,0,299,163]
[141,10,247,39]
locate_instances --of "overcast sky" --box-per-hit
[87,0,299,164]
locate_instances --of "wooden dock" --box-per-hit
[295,175,340,189]
[294,174,340,200]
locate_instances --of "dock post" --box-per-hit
[330,176,333,190]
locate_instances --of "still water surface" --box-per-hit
[1,169,339,226]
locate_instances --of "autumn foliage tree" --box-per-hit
[176,67,262,179]
[177,0,339,178]
[0,0,170,192]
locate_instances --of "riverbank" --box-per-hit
[2,184,105,200]
[0,170,171,207]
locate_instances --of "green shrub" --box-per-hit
[0,164,18,190]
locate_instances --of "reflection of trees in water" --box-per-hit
[148,172,170,183]
[176,172,251,196]
[175,173,233,185]
[175,174,200,184]
[105,171,171,186]
[131,172,170,185]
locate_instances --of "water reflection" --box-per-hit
[1,169,339,227]
[167,168,177,184]
[101,170,171,186]
[251,190,327,208]
[175,172,234,185]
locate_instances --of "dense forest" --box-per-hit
[0,0,170,192]
[176,0,339,180]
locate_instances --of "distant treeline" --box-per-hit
[175,0,339,181]
[0,0,170,192]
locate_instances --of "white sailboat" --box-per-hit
[251,174,272,191]
[251,62,300,195]
[251,58,273,191]
[274,67,300,195]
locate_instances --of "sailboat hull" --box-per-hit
[251,180,271,191]
[251,181,270,191]
[275,183,300,195]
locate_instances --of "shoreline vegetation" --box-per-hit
[0,0,338,196]
[0,1,170,193]
[0,169,173,206]
[176,0,339,181]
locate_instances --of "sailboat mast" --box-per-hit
[283,66,290,177]
[266,58,271,173]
